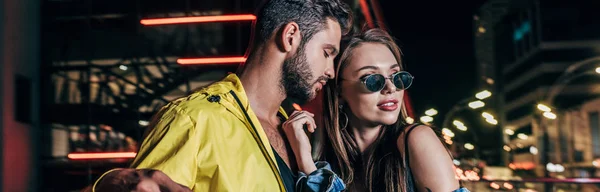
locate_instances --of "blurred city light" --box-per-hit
[443,135,452,140]
[530,146,538,154]
[503,145,512,152]
[546,163,565,173]
[518,133,529,140]
[453,120,468,131]
[405,117,414,124]
[468,100,485,109]
[481,112,494,119]
[505,129,515,135]
[425,108,438,116]
[455,168,480,181]
[490,182,500,189]
[503,183,514,190]
[442,128,455,137]
[453,120,465,127]
[593,159,600,167]
[464,143,474,150]
[138,120,149,126]
[478,26,486,33]
[420,116,433,123]
[453,159,461,166]
[475,90,492,100]
[543,111,557,119]
[486,118,498,125]
[537,103,551,112]
[596,67,600,74]
[445,139,453,145]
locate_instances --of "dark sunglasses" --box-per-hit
[360,71,414,92]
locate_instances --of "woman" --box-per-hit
[283,28,469,192]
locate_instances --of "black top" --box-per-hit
[402,124,421,192]
[273,147,296,192]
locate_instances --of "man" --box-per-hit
[90,0,352,191]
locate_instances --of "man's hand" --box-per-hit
[91,168,192,192]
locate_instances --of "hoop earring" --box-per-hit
[339,104,348,130]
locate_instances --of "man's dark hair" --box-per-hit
[254,0,353,47]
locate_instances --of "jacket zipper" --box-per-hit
[229,90,286,192]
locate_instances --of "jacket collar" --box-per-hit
[205,73,289,172]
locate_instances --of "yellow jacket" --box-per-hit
[127,74,287,191]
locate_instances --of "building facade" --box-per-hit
[475,0,600,178]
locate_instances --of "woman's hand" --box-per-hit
[282,110,318,174]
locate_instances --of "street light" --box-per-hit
[596,67,600,74]
[425,108,438,116]
[468,100,485,109]
[475,90,492,100]
[504,129,515,135]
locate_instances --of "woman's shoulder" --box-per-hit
[396,124,441,154]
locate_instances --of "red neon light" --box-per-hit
[68,152,137,160]
[359,0,375,28]
[141,14,256,26]
[177,56,246,65]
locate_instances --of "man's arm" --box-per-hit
[84,168,191,192]
[90,105,200,192]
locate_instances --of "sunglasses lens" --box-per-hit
[393,72,414,90]
[364,74,386,92]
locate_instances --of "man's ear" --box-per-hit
[276,22,302,53]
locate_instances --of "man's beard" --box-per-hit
[281,46,315,105]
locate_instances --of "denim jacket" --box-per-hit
[295,161,471,192]
[296,161,346,192]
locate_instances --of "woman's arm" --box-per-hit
[397,125,461,192]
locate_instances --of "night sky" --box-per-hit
[381,0,487,124]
